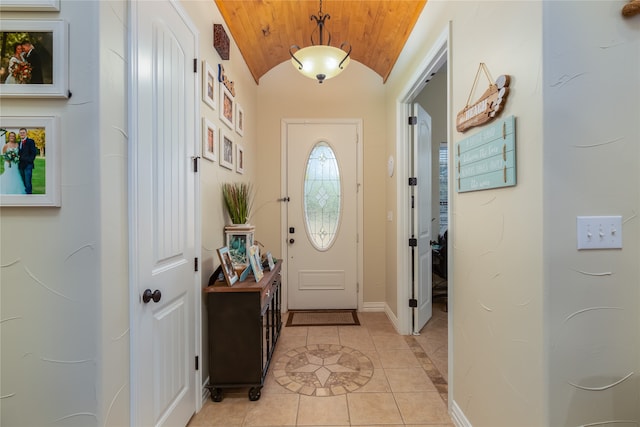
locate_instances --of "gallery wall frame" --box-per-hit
[0,115,60,206]
[202,60,216,110]
[235,102,244,136]
[219,82,234,129]
[219,127,233,170]
[0,0,60,11]
[0,19,69,98]
[235,143,244,174]
[202,117,217,162]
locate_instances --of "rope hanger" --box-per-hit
[464,63,495,109]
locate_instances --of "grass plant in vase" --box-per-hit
[222,182,253,225]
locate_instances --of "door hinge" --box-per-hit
[409,238,417,247]
[193,156,199,172]
[409,298,418,308]
[409,116,417,125]
[408,177,417,186]
[194,257,199,272]
[411,195,415,209]
[194,58,198,73]
[195,355,199,370]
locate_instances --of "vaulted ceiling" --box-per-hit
[214,0,427,84]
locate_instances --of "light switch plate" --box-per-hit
[577,216,622,250]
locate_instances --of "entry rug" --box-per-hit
[286,310,360,327]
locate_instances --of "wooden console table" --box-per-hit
[204,260,282,401]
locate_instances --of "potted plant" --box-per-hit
[222,182,253,225]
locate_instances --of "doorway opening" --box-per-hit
[396,23,452,406]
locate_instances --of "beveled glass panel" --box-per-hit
[303,142,341,251]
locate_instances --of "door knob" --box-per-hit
[143,289,162,303]
[289,238,295,244]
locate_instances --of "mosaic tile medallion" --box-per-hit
[272,344,374,397]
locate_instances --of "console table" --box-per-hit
[204,260,282,401]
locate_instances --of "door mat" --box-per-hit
[286,310,360,327]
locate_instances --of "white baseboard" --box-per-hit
[360,302,386,312]
[451,400,472,427]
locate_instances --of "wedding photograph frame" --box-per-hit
[202,117,217,162]
[235,103,245,136]
[219,82,234,129]
[216,246,238,286]
[202,60,216,110]
[0,19,69,98]
[219,127,233,170]
[0,0,60,11]
[0,115,60,207]
[236,143,244,174]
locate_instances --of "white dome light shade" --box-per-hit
[291,45,351,83]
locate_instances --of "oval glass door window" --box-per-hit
[303,141,341,251]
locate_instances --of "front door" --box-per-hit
[412,103,433,333]
[132,1,197,426]
[284,120,360,310]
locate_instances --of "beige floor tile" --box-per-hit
[242,393,300,427]
[394,391,450,425]
[377,349,421,368]
[347,392,403,425]
[363,321,399,336]
[352,368,391,393]
[338,329,375,351]
[306,325,340,336]
[307,334,341,345]
[296,394,350,426]
[187,398,250,426]
[372,335,411,351]
[384,367,437,393]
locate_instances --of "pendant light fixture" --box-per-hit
[289,0,352,84]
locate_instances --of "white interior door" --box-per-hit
[413,103,433,333]
[132,1,197,426]
[285,121,360,310]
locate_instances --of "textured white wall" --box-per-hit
[544,1,640,425]
[387,1,546,424]
[0,1,107,426]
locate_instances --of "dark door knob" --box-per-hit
[289,238,295,244]
[143,289,162,303]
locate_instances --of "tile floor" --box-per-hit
[188,301,451,427]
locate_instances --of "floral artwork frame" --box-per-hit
[0,115,60,206]
[0,0,60,11]
[219,127,233,170]
[235,103,245,136]
[202,117,217,162]
[216,246,239,286]
[0,20,69,98]
[219,82,234,129]
[202,60,216,110]
[235,143,244,174]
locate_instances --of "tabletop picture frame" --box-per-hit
[0,19,69,98]
[216,246,238,286]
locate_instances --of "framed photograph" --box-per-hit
[216,246,238,286]
[236,143,244,174]
[267,252,275,271]
[0,20,69,98]
[219,127,233,170]
[202,60,216,110]
[235,103,245,136]
[202,117,217,162]
[0,115,60,207]
[0,0,60,11]
[219,83,234,129]
[225,228,254,266]
[248,245,263,282]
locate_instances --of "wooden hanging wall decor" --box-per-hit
[622,0,640,17]
[214,24,230,60]
[456,63,510,133]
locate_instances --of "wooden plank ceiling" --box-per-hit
[214,0,427,84]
